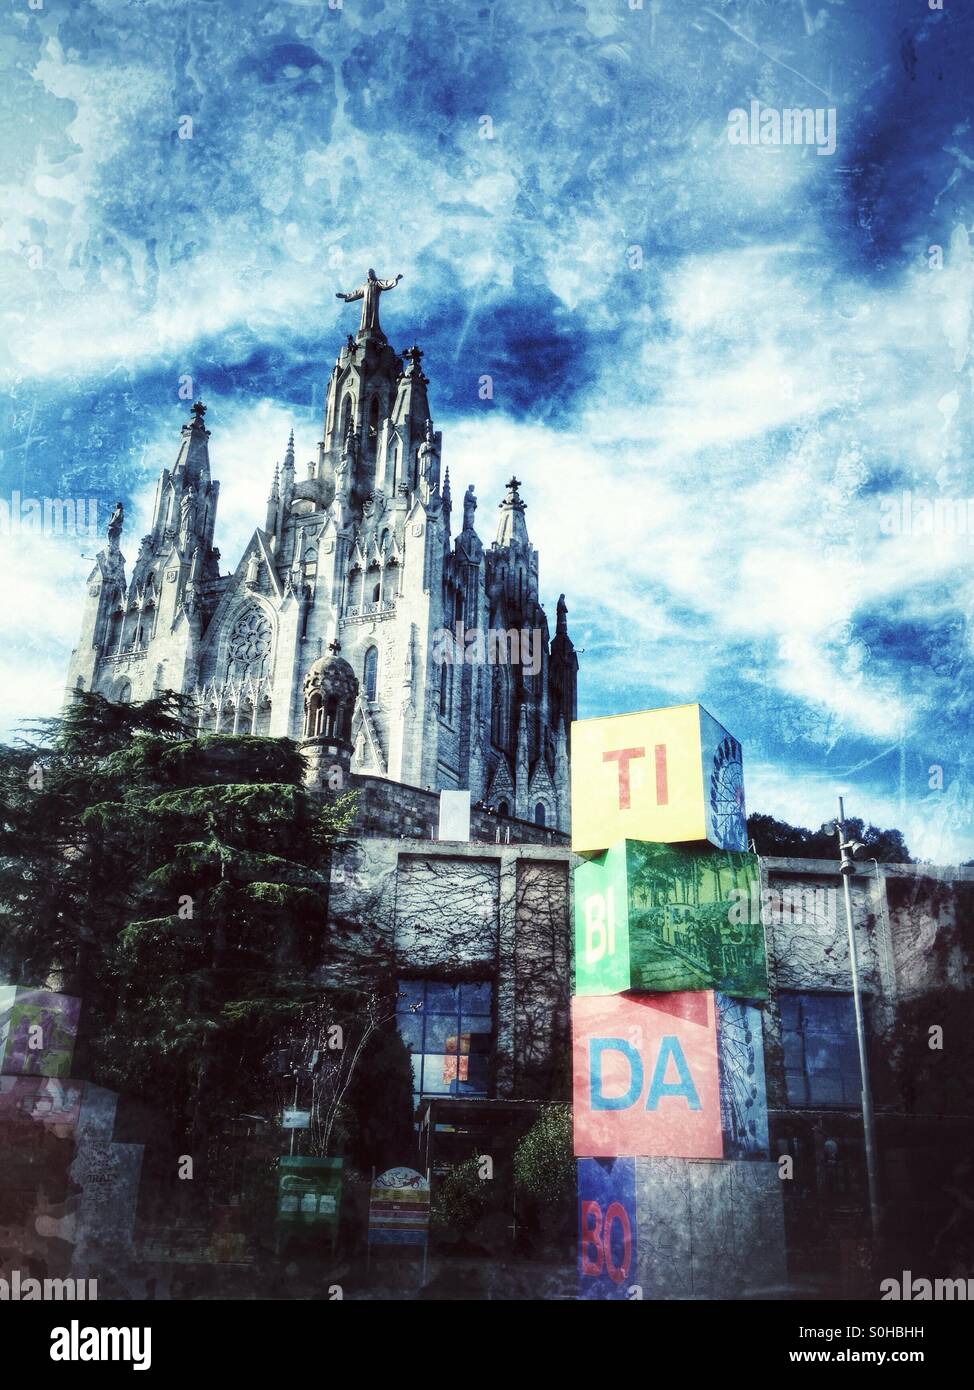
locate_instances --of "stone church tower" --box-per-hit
[66,272,578,830]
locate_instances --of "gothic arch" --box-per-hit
[340,393,354,443]
[363,645,379,702]
[367,395,380,457]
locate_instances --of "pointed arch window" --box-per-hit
[382,558,398,604]
[439,661,452,719]
[340,395,353,443]
[534,803,547,827]
[367,395,380,457]
[363,646,379,702]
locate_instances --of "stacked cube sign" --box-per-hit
[570,704,772,1296]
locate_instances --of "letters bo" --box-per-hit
[577,1157,637,1299]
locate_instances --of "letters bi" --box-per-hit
[583,888,615,965]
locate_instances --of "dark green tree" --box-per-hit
[747,811,911,863]
[0,691,421,1202]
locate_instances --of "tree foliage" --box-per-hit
[747,811,912,863]
[0,690,412,1200]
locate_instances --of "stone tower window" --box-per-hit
[534,802,546,827]
[363,645,379,702]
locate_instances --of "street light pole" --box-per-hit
[836,795,882,1245]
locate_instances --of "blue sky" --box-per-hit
[1,0,973,861]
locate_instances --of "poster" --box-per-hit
[570,704,747,854]
[368,1166,430,1247]
[276,1156,343,1235]
[572,991,723,1160]
[573,840,767,999]
[577,1157,637,1300]
[0,988,81,1078]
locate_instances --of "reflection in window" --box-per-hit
[780,991,862,1107]
[396,979,493,1108]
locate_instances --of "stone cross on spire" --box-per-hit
[335,268,403,336]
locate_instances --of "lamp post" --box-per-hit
[835,796,882,1245]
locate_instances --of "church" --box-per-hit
[66,270,579,831]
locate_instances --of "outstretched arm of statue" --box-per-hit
[335,288,364,302]
[376,274,403,291]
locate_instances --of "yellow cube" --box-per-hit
[570,703,746,853]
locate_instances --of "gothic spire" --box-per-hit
[495,476,529,549]
[172,399,212,489]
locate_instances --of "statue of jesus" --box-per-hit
[336,268,403,336]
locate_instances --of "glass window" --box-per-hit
[363,646,378,700]
[396,979,494,1108]
[780,991,862,1108]
[460,982,492,1016]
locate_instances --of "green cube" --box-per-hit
[573,840,767,999]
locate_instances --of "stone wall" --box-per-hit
[347,772,569,847]
[327,834,572,1103]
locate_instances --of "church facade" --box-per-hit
[66,273,578,831]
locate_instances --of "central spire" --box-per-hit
[495,476,529,548]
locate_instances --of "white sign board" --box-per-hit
[282,1109,311,1130]
[437,789,471,842]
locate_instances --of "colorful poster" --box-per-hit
[0,989,81,1078]
[572,992,723,1159]
[368,1166,430,1246]
[0,1074,83,1134]
[577,1158,637,1299]
[277,1156,343,1234]
[573,840,767,999]
[570,703,747,854]
[716,994,769,1160]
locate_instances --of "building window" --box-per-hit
[780,991,862,1108]
[439,661,452,720]
[363,645,378,701]
[396,980,493,1109]
[534,802,546,827]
